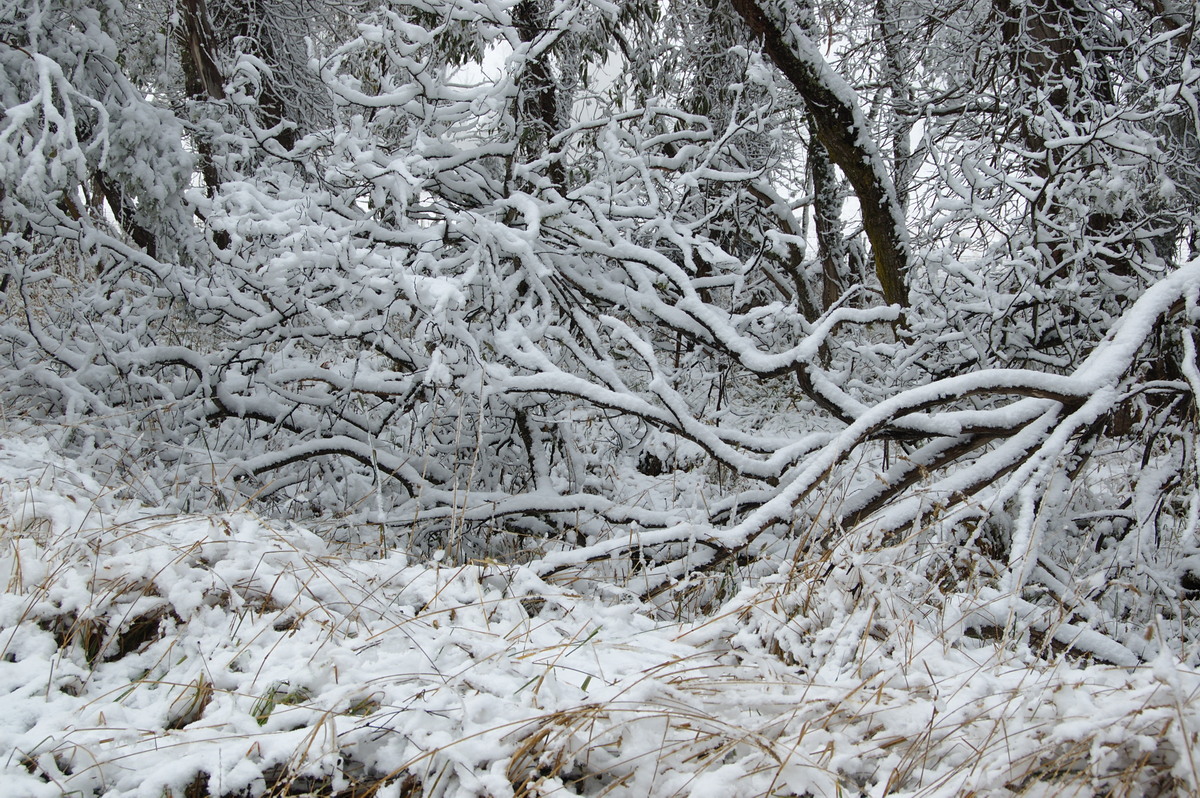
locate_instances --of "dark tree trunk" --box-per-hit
[732,0,910,306]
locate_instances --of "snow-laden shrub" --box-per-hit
[2,436,1200,797]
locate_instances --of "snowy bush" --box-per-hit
[2,437,1200,797]
[5,0,1200,793]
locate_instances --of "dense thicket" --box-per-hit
[4,0,1200,662]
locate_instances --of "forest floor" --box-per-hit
[2,427,1199,797]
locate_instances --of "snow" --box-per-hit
[6,0,1200,794]
[2,434,1200,797]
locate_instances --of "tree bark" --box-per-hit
[177,0,231,248]
[513,0,566,193]
[732,0,909,306]
[180,0,225,102]
[809,121,849,311]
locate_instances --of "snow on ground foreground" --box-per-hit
[1,435,1199,797]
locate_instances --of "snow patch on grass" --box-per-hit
[1,434,1198,797]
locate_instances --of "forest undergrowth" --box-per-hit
[2,421,1200,798]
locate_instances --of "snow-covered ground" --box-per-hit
[2,432,1199,798]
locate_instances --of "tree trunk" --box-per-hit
[732,0,910,307]
[513,0,567,193]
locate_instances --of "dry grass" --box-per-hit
[1,434,1200,797]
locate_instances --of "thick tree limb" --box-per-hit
[179,0,225,101]
[732,0,910,306]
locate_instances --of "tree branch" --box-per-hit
[732,0,910,306]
